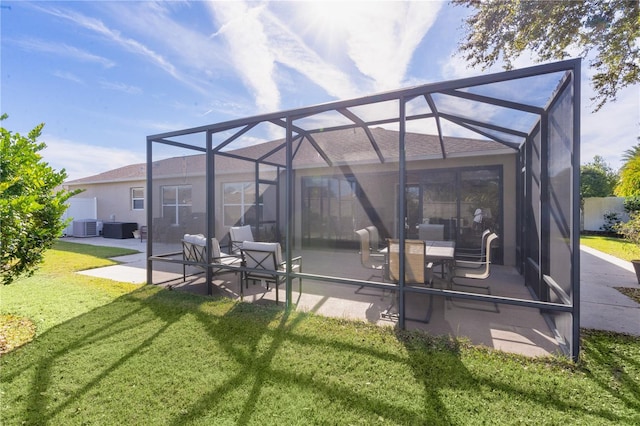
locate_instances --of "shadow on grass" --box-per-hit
[580,329,640,415]
[2,285,639,424]
[2,285,456,423]
[171,298,443,425]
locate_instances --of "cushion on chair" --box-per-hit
[192,235,207,246]
[230,225,253,242]
[211,238,222,258]
[242,241,282,265]
[211,237,241,267]
[183,234,205,245]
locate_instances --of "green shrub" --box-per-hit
[616,212,640,250]
[623,196,640,213]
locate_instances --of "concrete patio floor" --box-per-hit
[62,235,640,359]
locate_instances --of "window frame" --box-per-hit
[161,185,192,225]
[222,182,254,227]
[131,187,145,211]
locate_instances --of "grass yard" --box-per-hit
[1,241,639,424]
[581,234,640,262]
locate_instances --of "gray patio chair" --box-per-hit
[240,241,302,304]
[451,233,500,313]
[455,228,491,264]
[355,229,385,281]
[229,225,254,254]
[353,228,387,298]
[452,233,499,291]
[365,225,384,252]
[418,223,444,241]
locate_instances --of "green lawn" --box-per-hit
[1,241,639,424]
[581,234,640,262]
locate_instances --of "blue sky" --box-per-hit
[1,1,638,180]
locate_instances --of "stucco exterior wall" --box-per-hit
[66,180,146,228]
[67,151,517,266]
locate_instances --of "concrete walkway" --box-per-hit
[64,237,640,342]
[579,245,640,336]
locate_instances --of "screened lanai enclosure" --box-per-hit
[147,59,580,360]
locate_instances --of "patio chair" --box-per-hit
[355,229,385,281]
[365,225,384,252]
[387,239,432,285]
[139,225,148,242]
[418,224,444,241]
[450,233,500,313]
[455,228,491,265]
[386,238,434,322]
[229,225,254,254]
[452,233,499,291]
[181,234,241,281]
[240,241,302,304]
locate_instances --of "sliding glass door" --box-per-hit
[301,167,502,261]
[406,167,502,263]
[459,169,501,250]
[302,176,357,248]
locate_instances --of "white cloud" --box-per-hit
[33,4,210,96]
[207,2,280,112]
[41,135,145,181]
[52,70,85,85]
[12,37,115,68]
[101,2,232,82]
[339,2,441,91]
[275,2,442,95]
[260,10,360,100]
[581,85,639,171]
[203,1,442,116]
[99,80,142,95]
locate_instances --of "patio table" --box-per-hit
[424,240,456,287]
[381,240,456,285]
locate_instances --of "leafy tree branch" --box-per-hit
[454,0,639,111]
[1,114,81,284]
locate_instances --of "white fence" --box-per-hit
[62,197,98,236]
[582,197,629,232]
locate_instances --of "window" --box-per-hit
[131,187,144,210]
[302,176,357,245]
[161,185,192,225]
[223,182,255,227]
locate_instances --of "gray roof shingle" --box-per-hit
[65,127,512,184]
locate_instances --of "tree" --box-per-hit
[615,151,640,197]
[454,0,639,111]
[580,155,618,200]
[621,142,640,164]
[0,114,80,284]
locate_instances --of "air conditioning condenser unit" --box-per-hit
[73,219,98,237]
